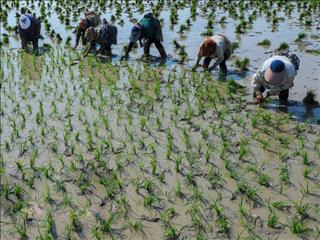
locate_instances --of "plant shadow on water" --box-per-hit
[264,99,320,124]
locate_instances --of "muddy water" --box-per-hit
[2,1,320,103]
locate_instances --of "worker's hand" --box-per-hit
[120,54,128,61]
[208,65,216,72]
[192,64,200,71]
[254,94,264,104]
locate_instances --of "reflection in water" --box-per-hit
[265,99,320,124]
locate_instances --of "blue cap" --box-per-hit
[270,60,285,73]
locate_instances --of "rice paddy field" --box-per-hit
[1,1,320,240]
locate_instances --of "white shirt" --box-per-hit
[194,35,227,69]
[252,55,297,95]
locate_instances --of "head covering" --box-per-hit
[129,24,141,42]
[199,38,217,57]
[79,19,87,29]
[19,15,31,30]
[264,60,285,85]
[84,27,98,41]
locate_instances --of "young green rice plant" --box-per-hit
[231,42,240,51]
[267,208,279,228]
[14,223,27,240]
[99,213,116,234]
[128,219,143,233]
[238,197,249,216]
[257,172,271,187]
[144,178,154,194]
[303,90,319,105]
[91,226,102,240]
[277,42,289,51]
[212,201,231,234]
[280,164,290,185]
[178,45,188,63]
[161,208,176,223]
[143,194,156,208]
[295,32,307,42]
[234,57,250,71]
[257,39,271,47]
[140,117,147,131]
[70,210,82,233]
[292,198,310,219]
[290,215,307,234]
[163,224,178,240]
[175,180,182,197]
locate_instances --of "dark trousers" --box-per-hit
[99,44,112,56]
[21,38,38,51]
[254,86,289,102]
[203,57,227,71]
[143,38,167,58]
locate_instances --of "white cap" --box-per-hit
[19,15,31,30]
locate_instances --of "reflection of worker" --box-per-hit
[193,35,232,72]
[252,54,299,105]
[83,20,117,57]
[122,13,167,59]
[18,14,41,52]
[74,11,100,48]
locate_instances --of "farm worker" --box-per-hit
[74,11,101,48]
[193,34,232,72]
[83,20,118,57]
[18,14,41,52]
[122,13,167,59]
[252,53,300,105]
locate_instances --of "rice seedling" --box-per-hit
[303,90,319,105]
[290,215,307,234]
[295,32,307,42]
[277,42,290,51]
[257,39,271,47]
[234,57,250,71]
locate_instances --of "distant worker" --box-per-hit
[18,14,41,52]
[74,11,101,48]
[252,51,300,105]
[193,34,232,72]
[122,13,167,59]
[83,20,117,57]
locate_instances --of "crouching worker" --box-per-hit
[193,35,232,72]
[83,20,117,57]
[122,13,167,59]
[18,14,41,52]
[74,11,101,48]
[252,52,300,105]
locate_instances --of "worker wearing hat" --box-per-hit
[193,34,232,72]
[18,14,41,52]
[74,11,101,48]
[252,56,298,104]
[122,13,167,59]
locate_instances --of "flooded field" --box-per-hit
[1,1,320,240]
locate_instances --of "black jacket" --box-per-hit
[18,14,41,42]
